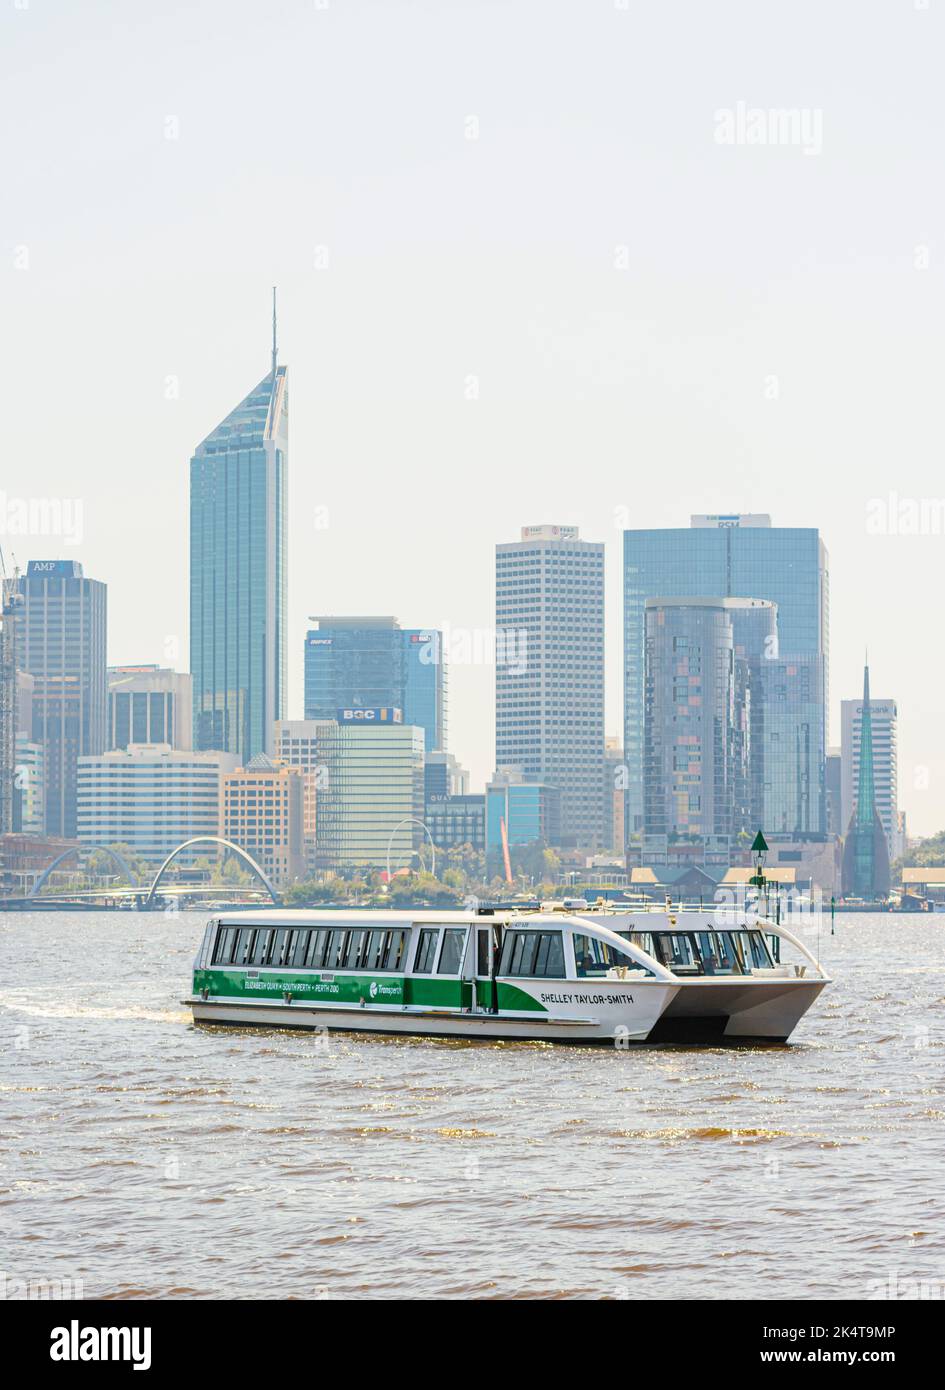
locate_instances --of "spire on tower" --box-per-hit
[271,286,278,377]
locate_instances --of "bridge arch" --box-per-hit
[143,837,280,907]
[29,844,140,897]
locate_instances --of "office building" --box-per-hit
[13,734,45,834]
[424,750,469,802]
[304,617,446,752]
[108,666,193,752]
[643,598,776,843]
[190,305,287,763]
[20,560,107,838]
[602,736,626,856]
[425,793,486,852]
[315,710,425,870]
[0,575,23,835]
[274,718,334,874]
[77,745,237,863]
[222,755,306,887]
[485,766,561,856]
[495,525,604,848]
[624,514,829,839]
[825,748,842,837]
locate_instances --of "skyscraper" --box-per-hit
[190,296,287,763]
[0,569,22,835]
[495,525,605,848]
[643,597,775,843]
[303,617,446,753]
[841,663,890,898]
[624,514,828,840]
[20,559,107,838]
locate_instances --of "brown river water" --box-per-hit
[1,910,943,1300]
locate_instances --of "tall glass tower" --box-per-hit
[190,301,287,763]
[624,515,828,841]
[303,617,446,753]
[20,560,107,838]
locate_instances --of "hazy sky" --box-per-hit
[4,1,945,834]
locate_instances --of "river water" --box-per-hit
[1,910,943,1300]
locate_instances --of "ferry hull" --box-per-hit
[650,978,828,1043]
[186,987,677,1044]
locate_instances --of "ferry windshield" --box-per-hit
[692,931,740,975]
[572,933,648,978]
[625,929,776,976]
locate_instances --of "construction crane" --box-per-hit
[0,544,23,836]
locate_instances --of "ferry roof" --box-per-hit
[214,908,505,926]
[212,906,770,931]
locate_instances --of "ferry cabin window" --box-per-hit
[414,928,440,974]
[385,930,407,971]
[234,928,256,965]
[341,930,370,970]
[212,927,237,965]
[305,929,330,968]
[326,930,350,971]
[251,929,275,965]
[653,933,700,974]
[572,933,630,978]
[437,928,467,975]
[365,929,387,971]
[499,930,565,978]
[477,928,490,976]
[219,925,410,972]
[623,931,657,961]
[693,932,742,975]
[734,930,774,970]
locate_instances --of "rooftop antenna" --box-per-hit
[271,285,278,377]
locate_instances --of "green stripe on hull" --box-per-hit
[496,981,547,1013]
[194,969,548,1014]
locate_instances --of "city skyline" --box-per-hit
[5,2,945,834]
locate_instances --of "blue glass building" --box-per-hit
[485,774,561,853]
[624,515,828,840]
[303,618,445,753]
[190,346,287,763]
[20,560,107,838]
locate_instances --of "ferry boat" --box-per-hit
[184,906,830,1044]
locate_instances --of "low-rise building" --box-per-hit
[274,719,334,874]
[485,766,561,854]
[426,793,485,851]
[222,755,306,887]
[77,744,237,864]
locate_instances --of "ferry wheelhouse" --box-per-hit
[185,906,830,1044]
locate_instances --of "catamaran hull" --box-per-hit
[650,978,828,1043]
[186,985,678,1044]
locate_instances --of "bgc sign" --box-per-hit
[338,707,403,724]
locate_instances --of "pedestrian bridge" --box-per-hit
[23,837,281,908]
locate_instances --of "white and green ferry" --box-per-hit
[185,906,830,1044]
